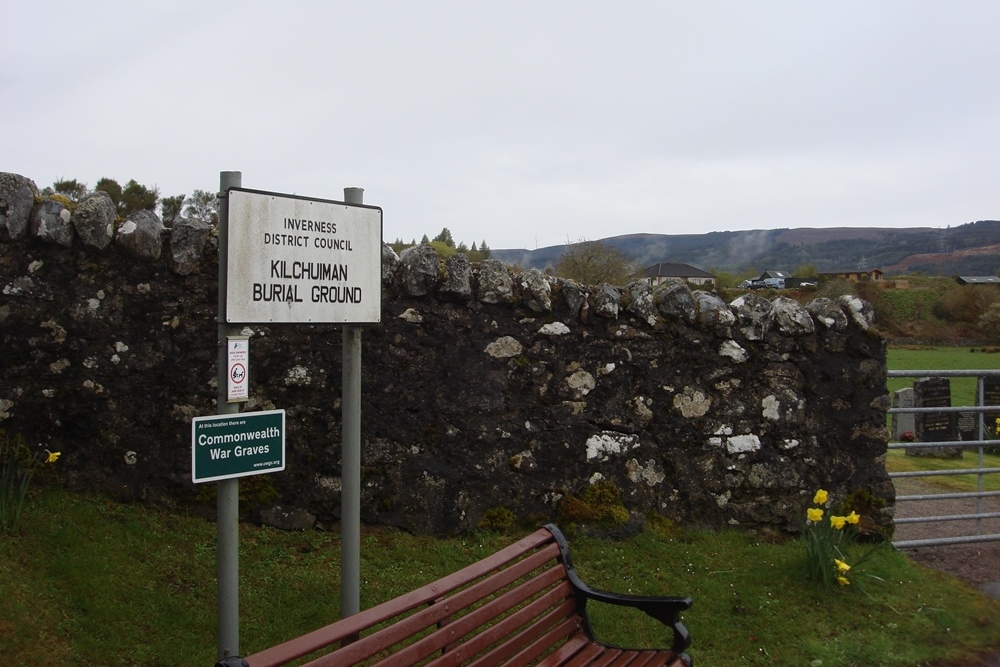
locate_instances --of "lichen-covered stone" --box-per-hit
[485,336,522,358]
[381,243,400,284]
[0,172,39,241]
[624,280,657,326]
[72,191,116,250]
[519,269,551,313]
[806,297,849,330]
[30,199,74,247]
[838,294,876,330]
[539,321,570,336]
[730,292,774,340]
[477,259,514,304]
[693,290,735,336]
[653,279,696,323]
[116,210,164,261]
[558,279,587,320]
[440,253,472,302]
[772,296,815,336]
[399,244,440,296]
[592,283,620,319]
[168,218,211,275]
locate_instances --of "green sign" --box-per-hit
[191,410,285,483]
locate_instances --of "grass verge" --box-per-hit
[885,449,1000,494]
[1,488,998,666]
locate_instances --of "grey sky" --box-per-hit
[4,1,998,250]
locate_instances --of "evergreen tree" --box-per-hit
[433,228,456,248]
[160,195,186,226]
[45,178,88,200]
[94,177,123,210]
[184,189,218,224]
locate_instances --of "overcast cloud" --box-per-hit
[3,1,998,250]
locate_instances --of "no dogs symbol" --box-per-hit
[231,363,247,385]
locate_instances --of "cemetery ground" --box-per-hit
[1,485,999,667]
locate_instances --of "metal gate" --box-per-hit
[887,369,1000,548]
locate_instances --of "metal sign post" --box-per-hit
[216,170,242,661]
[341,186,364,618]
[205,175,380,656]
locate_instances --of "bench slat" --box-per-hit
[497,617,584,667]
[317,543,564,666]
[535,632,599,666]
[462,604,580,667]
[425,588,578,667]
[370,571,574,667]
[244,528,558,667]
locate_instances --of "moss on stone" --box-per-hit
[559,481,629,527]
[478,506,516,533]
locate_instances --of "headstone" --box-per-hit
[957,410,977,441]
[984,376,1000,434]
[910,377,962,458]
[891,387,915,441]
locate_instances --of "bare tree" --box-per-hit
[553,239,638,286]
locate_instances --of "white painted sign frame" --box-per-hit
[226,188,382,324]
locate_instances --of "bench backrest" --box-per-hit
[243,526,584,667]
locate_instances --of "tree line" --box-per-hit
[43,177,218,226]
[389,229,493,263]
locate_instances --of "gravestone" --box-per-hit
[891,387,915,441]
[984,376,1000,435]
[957,410,977,441]
[910,377,962,458]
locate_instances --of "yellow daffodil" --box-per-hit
[835,559,851,573]
[830,515,847,530]
[846,511,860,525]
[807,507,824,522]
[813,489,828,505]
[45,450,61,463]
[836,575,850,586]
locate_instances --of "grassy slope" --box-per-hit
[2,488,998,667]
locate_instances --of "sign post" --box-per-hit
[216,171,242,661]
[206,177,381,657]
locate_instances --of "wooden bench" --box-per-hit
[216,524,692,667]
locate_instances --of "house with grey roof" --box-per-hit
[642,262,716,287]
[955,275,1000,286]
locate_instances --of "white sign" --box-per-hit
[227,336,249,402]
[226,188,382,323]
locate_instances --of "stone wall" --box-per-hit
[0,172,893,535]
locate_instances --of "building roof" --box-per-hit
[818,268,885,276]
[956,276,1000,285]
[642,262,715,279]
[761,270,792,279]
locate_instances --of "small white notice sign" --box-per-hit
[227,336,249,402]
[226,188,383,324]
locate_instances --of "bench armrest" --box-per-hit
[543,524,693,656]
[574,584,692,654]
